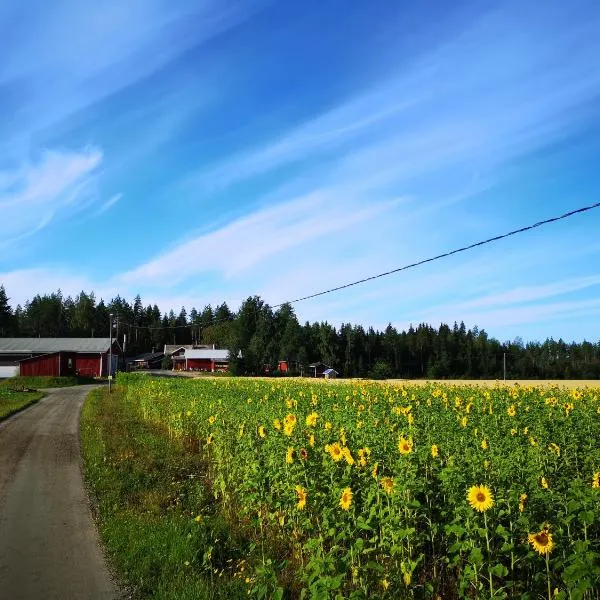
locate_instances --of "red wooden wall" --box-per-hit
[20,354,61,377]
[75,354,102,377]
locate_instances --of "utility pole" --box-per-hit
[109,313,113,393]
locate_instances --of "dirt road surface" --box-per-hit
[0,386,120,600]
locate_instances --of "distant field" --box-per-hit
[386,379,600,389]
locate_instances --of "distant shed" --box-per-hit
[185,348,230,372]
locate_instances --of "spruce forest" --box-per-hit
[1,285,599,379]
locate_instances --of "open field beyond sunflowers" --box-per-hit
[84,375,600,599]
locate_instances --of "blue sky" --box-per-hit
[1,0,600,342]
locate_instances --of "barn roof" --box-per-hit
[185,349,230,360]
[0,338,116,354]
[164,344,211,356]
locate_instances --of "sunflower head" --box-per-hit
[305,412,319,427]
[467,484,494,512]
[327,442,344,461]
[592,472,600,488]
[286,447,295,464]
[398,436,413,455]
[339,487,353,510]
[299,448,308,461]
[295,485,307,510]
[258,425,267,439]
[528,527,554,555]
[380,477,394,495]
[273,418,282,430]
[431,444,439,458]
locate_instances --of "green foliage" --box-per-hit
[108,375,600,598]
[0,387,43,420]
[1,375,93,390]
[80,386,247,599]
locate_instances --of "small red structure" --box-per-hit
[184,349,230,372]
[0,338,121,378]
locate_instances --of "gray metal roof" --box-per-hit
[0,338,115,354]
[185,349,230,360]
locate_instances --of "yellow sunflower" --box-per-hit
[507,404,517,417]
[258,425,267,439]
[305,412,319,427]
[283,422,295,436]
[481,439,489,450]
[398,436,413,455]
[326,442,344,462]
[284,414,297,426]
[380,477,394,495]
[339,487,353,510]
[357,447,371,467]
[592,472,600,488]
[208,415,217,424]
[286,447,295,464]
[519,493,527,513]
[528,527,554,555]
[431,444,439,458]
[467,484,494,512]
[548,443,560,456]
[371,462,379,479]
[273,418,282,430]
[295,485,307,510]
[299,447,308,461]
[541,476,549,489]
[342,447,354,466]
[324,421,333,431]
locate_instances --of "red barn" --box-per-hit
[184,348,230,372]
[0,338,121,378]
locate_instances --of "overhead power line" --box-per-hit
[272,200,600,307]
[121,200,600,329]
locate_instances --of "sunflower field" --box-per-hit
[117,374,600,599]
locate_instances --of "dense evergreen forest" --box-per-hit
[1,285,599,379]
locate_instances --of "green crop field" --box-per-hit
[82,374,600,599]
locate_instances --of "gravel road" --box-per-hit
[0,386,120,600]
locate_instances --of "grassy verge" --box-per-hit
[80,386,248,600]
[0,387,43,420]
[1,375,96,390]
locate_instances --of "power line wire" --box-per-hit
[273,200,600,307]
[119,200,600,329]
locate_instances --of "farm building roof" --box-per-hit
[127,352,165,362]
[0,338,116,354]
[185,349,230,360]
[323,368,338,375]
[164,344,211,356]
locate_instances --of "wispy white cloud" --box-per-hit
[0,147,103,242]
[197,3,600,197]
[118,192,404,286]
[0,0,261,152]
[96,193,123,216]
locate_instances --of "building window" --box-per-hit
[68,358,73,369]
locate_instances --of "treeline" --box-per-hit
[1,285,599,379]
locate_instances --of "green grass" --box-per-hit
[0,375,95,391]
[80,386,248,600]
[0,387,43,420]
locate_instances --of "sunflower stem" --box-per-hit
[483,511,494,599]
[546,552,551,600]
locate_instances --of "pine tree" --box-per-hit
[0,285,13,336]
